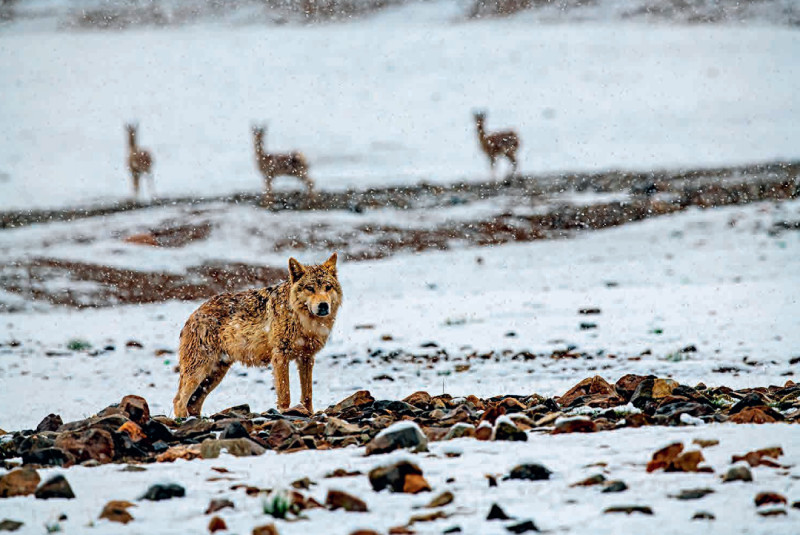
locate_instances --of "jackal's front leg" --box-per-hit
[297,356,314,414]
[272,351,291,410]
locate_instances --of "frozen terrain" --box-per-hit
[1,199,798,431]
[1,20,799,209]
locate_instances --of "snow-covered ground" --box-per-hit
[1,199,798,431]
[1,19,798,209]
[1,424,798,534]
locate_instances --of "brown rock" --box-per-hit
[369,461,424,493]
[349,531,381,535]
[553,416,596,434]
[692,439,719,448]
[755,492,787,507]
[156,444,201,462]
[117,421,147,442]
[0,519,23,531]
[35,414,63,433]
[252,525,279,535]
[426,490,454,508]
[646,442,684,472]
[267,420,296,449]
[475,423,493,441]
[498,397,526,413]
[558,376,615,407]
[404,391,432,407]
[731,447,784,467]
[200,438,266,459]
[666,451,705,473]
[571,474,606,487]
[208,516,227,532]
[729,407,780,424]
[99,500,136,524]
[327,390,374,413]
[614,374,651,400]
[325,489,368,512]
[324,417,362,436]
[34,475,75,499]
[205,498,235,515]
[409,510,450,524]
[0,468,40,498]
[54,428,115,464]
[403,474,431,494]
[120,395,150,425]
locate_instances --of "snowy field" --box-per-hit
[1,199,798,431]
[1,18,799,209]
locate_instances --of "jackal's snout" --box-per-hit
[315,302,330,316]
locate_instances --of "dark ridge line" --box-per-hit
[1,160,798,229]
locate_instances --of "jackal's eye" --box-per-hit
[305,285,315,292]
[324,284,332,292]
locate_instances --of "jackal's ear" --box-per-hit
[288,257,305,282]
[322,252,338,273]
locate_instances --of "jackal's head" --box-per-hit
[288,253,342,319]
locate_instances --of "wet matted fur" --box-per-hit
[173,253,341,417]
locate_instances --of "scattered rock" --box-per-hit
[722,466,753,483]
[220,421,250,440]
[366,421,428,455]
[571,474,605,487]
[731,447,783,468]
[557,376,617,407]
[117,421,147,442]
[671,488,714,500]
[208,516,227,532]
[729,407,782,424]
[692,511,715,520]
[691,438,719,448]
[35,414,63,433]
[140,483,185,501]
[34,475,75,500]
[0,468,40,498]
[369,461,424,493]
[403,474,431,494]
[754,492,787,507]
[444,423,475,440]
[252,525,279,535]
[425,490,454,508]
[494,418,527,441]
[553,416,596,434]
[99,500,136,524]
[403,391,432,407]
[200,438,266,459]
[604,505,653,515]
[506,463,552,481]
[0,520,24,532]
[325,417,362,436]
[206,498,235,515]
[325,489,368,512]
[757,508,787,517]
[601,481,628,493]
[506,520,539,533]
[119,395,150,425]
[487,503,512,520]
[408,510,450,524]
[54,428,115,464]
[327,390,375,413]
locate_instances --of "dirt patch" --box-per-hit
[123,221,212,248]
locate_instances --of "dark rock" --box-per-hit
[604,505,653,515]
[630,378,678,411]
[692,511,715,520]
[444,423,475,440]
[442,527,462,534]
[17,434,55,457]
[34,475,75,499]
[487,503,512,520]
[208,516,227,532]
[757,508,787,517]
[722,466,753,483]
[506,520,539,533]
[506,463,552,481]
[324,417,362,436]
[654,401,714,424]
[151,440,169,454]
[89,415,131,433]
[671,488,714,500]
[571,474,605,487]
[601,481,628,493]
[494,419,527,442]
[35,414,63,433]
[325,489,368,512]
[22,447,74,468]
[365,422,427,455]
[211,404,252,420]
[140,483,185,501]
[369,461,424,493]
[55,428,115,464]
[173,419,215,441]
[0,519,24,532]
[220,421,250,440]
[206,498,235,515]
[119,395,150,425]
[142,420,175,443]
[327,390,374,413]
[729,393,769,415]
[754,492,786,507]
[0,468,40,497]
[553,416,596,434]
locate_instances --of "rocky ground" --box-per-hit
[0,375,798,534]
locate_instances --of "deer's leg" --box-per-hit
[489,156,497,179]
[272,350,291,410]
[263,174,274,208]
[147,172,156,199]
[301,170,315,200]
[507,152,518,178]
[297,356,314,413]
[131,171,141,198]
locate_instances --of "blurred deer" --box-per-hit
[252,124,313,206]
[473,110,519,178]
[125,123,154,198]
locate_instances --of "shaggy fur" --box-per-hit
[173,254,341,417]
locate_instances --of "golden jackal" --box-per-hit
[173,254,341,418]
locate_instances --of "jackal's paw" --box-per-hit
[281,404,311,417]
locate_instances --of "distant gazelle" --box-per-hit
[473,110,520,178]
[252,124,313,207]
[125,123,154,198]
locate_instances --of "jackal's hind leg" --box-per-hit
[185,361,231,417]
